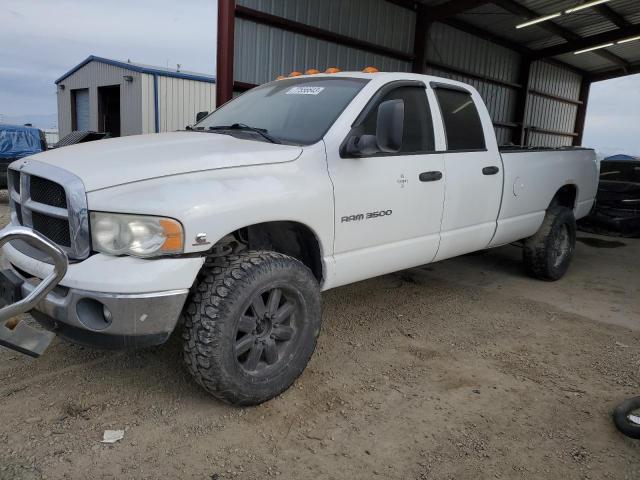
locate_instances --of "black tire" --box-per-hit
[182,251,322,406]
[613,396,640,440]
[523,205,576,281]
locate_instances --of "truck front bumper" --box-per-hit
[22,279,189,350]
[0,227,203,355]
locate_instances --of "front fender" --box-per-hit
[86,143,335,257]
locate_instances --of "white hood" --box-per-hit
[29,132,303,191]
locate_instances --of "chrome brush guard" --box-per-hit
[0,226,68,357]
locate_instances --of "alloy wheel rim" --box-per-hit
[234,287,299,373]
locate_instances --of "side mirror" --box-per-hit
[345,99,404,156]
[195,111,209,123]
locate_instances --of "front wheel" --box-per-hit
[523,206,576,281]
[182,251,322,406]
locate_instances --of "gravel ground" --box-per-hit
[0,190,638,480]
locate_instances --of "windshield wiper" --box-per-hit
[207,123,281,144]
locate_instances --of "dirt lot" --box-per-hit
[0,192,638,480]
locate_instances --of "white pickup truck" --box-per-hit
[0,72,597,405]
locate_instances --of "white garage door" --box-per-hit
[74,89,90,131]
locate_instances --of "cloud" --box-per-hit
[0,0,217,119]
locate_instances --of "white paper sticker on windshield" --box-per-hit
[286,86,325,95]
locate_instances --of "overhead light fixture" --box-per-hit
[574,42,615,54]
[516,0,613,29]
[573,34,640,55]
[516,12,561,29]
[618,35,640,44]
[565,0,611,14]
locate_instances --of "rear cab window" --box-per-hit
[434,87,486,151]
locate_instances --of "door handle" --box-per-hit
[419,171,443,182]
[482,166,500,175]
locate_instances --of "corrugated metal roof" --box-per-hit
[438,0,640,74]
[55,56,216,85]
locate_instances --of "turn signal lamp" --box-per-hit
[305,69,320,75]
[362,66,379,73]
[289,71,302,77]
[159,219,184,252]
[325,67,341,74]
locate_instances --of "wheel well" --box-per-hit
[220,222,323,283]
[550,184,577,210]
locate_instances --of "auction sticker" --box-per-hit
[286,86,325,95]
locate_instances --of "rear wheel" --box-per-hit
[182,251,322,406]
[523,206,576,281]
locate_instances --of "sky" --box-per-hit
[0,0,638,157]
[0,0,217,126]
[583,74,640,158]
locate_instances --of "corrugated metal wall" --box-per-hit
[143,75,216,133]
[140,74,156,134]
[526,61,582,147]
[56,62,143,138]
[424,22,521,145]
[234,0,413,85]
[231,0,585,147]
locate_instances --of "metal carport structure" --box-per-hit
[215,0,640,148]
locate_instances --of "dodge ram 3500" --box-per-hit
[0,72,598,405]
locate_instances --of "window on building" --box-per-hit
[435,88,486,151]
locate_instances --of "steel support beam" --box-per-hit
[591,62,640,82]
[412,9,429,73]
[573,77,591,146]
[528,89,583,106]
[514,59,531,146]
[216,0,235,107]
[426,60,523,89]
[594,4,633,29]
[429,0,492,19]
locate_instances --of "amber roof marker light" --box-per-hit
[325,67,341,74]
[362,66,379,73]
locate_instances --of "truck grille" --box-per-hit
[30,176,68,209]
[32,211,71,247]
[8,161,90,260]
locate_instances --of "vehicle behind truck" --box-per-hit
[0,71,598,405]
[0,124,46,188]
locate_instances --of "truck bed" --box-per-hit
[488,146,598,248]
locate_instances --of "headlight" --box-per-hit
[90,212,184,257]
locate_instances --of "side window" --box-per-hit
[434,88,486,151]
[360,86,435,154]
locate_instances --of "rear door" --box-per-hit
[326,81,445,287]
[431,84,503,261]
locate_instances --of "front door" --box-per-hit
[327,82,445,287]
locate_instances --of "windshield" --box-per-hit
[195,77,369,145]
